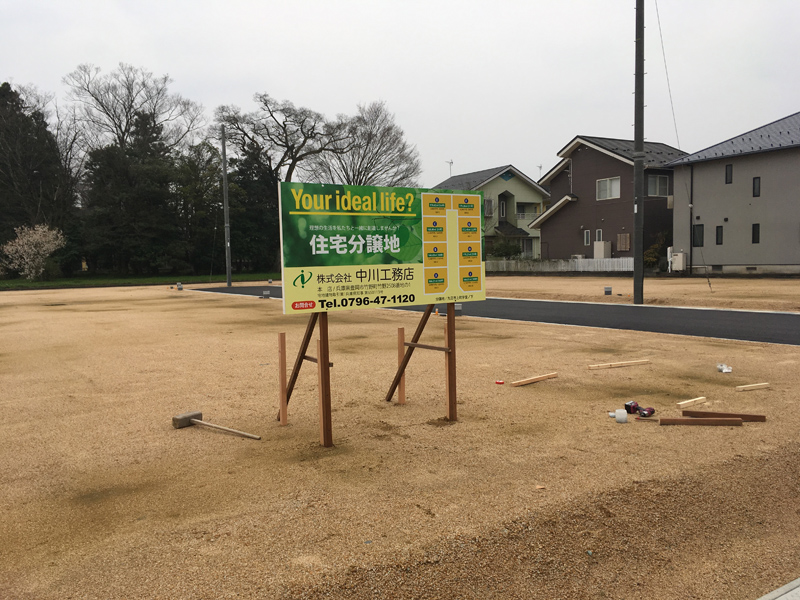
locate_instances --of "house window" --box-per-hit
[583,230,591,246]
[716,226,723,245]
[752,223,760,244]
[725,164,733,184]
[647,175,669,196]
[617,233,631,251]
[692,224,704,247]
[753,177,761,197]
[484,198,494,217]
[596,177,620,200]
[499,200,506,219]
[595,229,602,242]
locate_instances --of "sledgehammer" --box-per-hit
[171,411,261,440]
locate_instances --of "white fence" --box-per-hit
[487,257,634,273]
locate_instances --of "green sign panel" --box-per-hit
[279,182,485,314]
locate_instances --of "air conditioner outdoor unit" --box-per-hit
[671,252,686,271]
[571,254,585,259]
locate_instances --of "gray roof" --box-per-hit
[435,165,511,190]
[493,221,530,238]
[433,165,549,197]
[572,136,687,167]
[667,111,800,166]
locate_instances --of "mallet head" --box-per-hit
[172,411,202,429]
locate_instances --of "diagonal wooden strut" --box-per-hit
[286,313,319,404]
[385,304,435,402]
[276,313,323,421]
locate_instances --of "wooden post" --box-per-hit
[397,327,406,404]
[317,312,333,447]
[278,332,288,425]
[446,302,457,421]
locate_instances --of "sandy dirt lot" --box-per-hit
[1,276,799,599]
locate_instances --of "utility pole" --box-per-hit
[633,0,645,304]
[221,125,232,287]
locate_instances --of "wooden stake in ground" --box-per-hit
[278,332,288,425]
[660,417,743,426]
[677,396,707,409]
[735,382,770,392]
[588,359,650,370]
[511,372,558,387]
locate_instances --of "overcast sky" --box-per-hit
[3,0,799,187]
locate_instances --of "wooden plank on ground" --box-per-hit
[511,372,558,387]
[660,417,743,426]
[676,396,707,409]
[588,359,650,370]
[735,382,770,392]
[682,410,766,422]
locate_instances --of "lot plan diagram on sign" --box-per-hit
[279,182,486,315]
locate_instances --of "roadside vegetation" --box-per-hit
[0,271,280,291]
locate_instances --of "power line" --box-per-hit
[654,0,681,149]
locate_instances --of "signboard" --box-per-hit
[279,182,485,314]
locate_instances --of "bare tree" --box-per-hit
[215,94,352,182]
[302,101,421,187]
[63,63,205,152]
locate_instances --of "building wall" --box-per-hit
[540,146,672,259]
[672,147,800,272]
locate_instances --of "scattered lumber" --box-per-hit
[735,382,770,392]
[682,410,766,422]
[588,359,650,370]
[660,417,743,426]
[511,372,558,387]
[676,396,707,409]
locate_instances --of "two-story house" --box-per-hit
[667,111,800,274]
[434,165,550,258]
[530,136,686,261]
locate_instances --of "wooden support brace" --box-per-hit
[303,355,334,367]
[588,359,650,370]
[682,410,766,422]
[735,382,770,392]
[404,341,450,352]
[511,372,558,387]
[660,417,743,426]
[676,396,707,409]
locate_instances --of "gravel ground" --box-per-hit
[1,278,799,599]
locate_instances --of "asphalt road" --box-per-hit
[197,285,800,346]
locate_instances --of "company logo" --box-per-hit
[293,269,312,288]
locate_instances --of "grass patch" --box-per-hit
[0,272,281,292]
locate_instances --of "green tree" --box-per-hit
[0,82,76,245]
[173,141,224,275]
[226,143,281,272]
[83,112,181,275]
